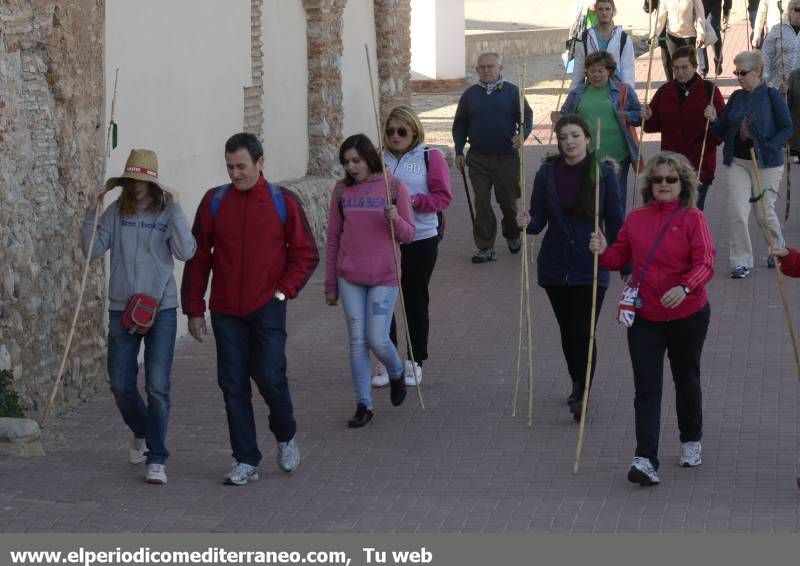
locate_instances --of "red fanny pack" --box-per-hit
[121,294,159,335]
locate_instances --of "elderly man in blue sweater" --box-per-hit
[453,52,533,263]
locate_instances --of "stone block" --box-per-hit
[0,417,45,457]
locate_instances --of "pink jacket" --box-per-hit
[599,200,715,322]
[325,176,415,295]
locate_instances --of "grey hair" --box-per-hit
[477,52,502,66]
[733,50,765,74]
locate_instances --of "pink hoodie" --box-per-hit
[325,175,415,295]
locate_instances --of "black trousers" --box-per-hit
[389,236,439,364]
[544,285,606,389]
[627,303,710,470]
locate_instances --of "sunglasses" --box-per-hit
[794,7,800,12]
[385,127,410,138]
[732,69,753,77]
[649,175,680,185]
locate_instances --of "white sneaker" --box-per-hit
[371,363,390,387]
[225,462,259,486]
[680,441,702,467]
[404,360,422,386]
[128,436,147,465]
[145,463,167,484]
[627,456,660,486]
[277,438,300,472]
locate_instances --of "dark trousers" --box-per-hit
[658,28,673,82]
[390,236,439,364]
[544,285,606,389]
[466,152,522,250]
[627,303,710,470]
[210,299,296,467]
[700,8,723,75]
[697,181,712,211]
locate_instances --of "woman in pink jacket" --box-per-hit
[590,151,715,487]
[325,134,416,428]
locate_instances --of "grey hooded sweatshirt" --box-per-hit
[82,200,196,311]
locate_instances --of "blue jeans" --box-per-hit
[107,308,176,465]
[338,277,404,409]
[210,299,296,467]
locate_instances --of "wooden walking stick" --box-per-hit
[750,148,800,379]
[697,117,711,180]
[631,0,658,211]
[574,118,602,474]
[364,45,424,408]
[512,65,535,426]
[40,68,120,426]
[776,0,793,221]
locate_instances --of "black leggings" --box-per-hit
[544,285,606,388]
[389,236,439,364]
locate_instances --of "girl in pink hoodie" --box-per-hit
[325,134,416,428]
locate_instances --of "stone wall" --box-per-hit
[374,0,412,123]
[244,0,264,138]
[0,0,105,416]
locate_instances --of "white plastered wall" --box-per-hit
[341,0,380,141]
[262,0,309,180]
[411,0,465,80]
[105,0,252,335]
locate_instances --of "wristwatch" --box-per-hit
[681,286,690,295]
[274,290,286,302]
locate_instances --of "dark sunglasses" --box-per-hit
[732,69,753,77]
[385,127,410,138]
[649,175,680,185]
[794,7,800,12]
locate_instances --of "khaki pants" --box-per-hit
[466,152,522,250]
[726,157,784,269]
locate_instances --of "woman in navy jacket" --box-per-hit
[517,115,624,421]
[709,49,792,278]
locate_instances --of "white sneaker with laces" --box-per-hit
[680,441,702,467]
[145,463,167,484]
[627,456,660,486]
[404,360,422,386]
[225,462,259,486]
[129,436,147,465]
[371,363,390,387]
[277,438,300,472]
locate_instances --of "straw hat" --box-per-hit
[105,149,164,191]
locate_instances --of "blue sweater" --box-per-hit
[525,158,624,288]
[711,82,792,169]
[452,82,533,156]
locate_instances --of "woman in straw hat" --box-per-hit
[81,149,196,485]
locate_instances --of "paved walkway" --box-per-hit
[3,21,800,533]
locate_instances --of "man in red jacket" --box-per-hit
[642,46,725,210]
[182,133,318,486]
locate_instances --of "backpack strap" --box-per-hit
[619,30,627,59]
[209,182,286,224]
[581,28,589,57]
[423,145,429,171]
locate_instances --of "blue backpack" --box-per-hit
[209,182,287,224]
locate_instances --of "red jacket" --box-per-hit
[778,249,800,277]
[181,176,319,317]
[599,200,715,322]
[644,75,725,183]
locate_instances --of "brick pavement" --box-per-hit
[2,20,800,533]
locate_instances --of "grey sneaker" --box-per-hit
[225,462,259,486]
[145,463,167,484]
[730,265,751,279]
[507,238,522,254]
[129,436,147,465]
[627,456,660,486]
[277,438,300,473]
[471,248,496,263]
[680,441,702,467]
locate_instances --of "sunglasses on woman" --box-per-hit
[649,175,680,185]
[732,69,753,77]
[385,127,410,138]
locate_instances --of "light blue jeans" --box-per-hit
[338,277,404,409]
[107,308,176,465]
